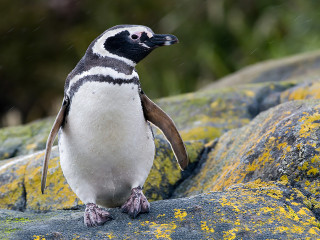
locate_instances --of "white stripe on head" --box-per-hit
[66,66,139,96]
[92,26,154,67]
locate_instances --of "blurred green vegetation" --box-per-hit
[1,0,320,126]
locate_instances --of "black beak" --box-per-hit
[145,34,179,48]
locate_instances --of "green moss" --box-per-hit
[0,118,55,160]
[5,217,30,223]
[185,140,204,164]
[144,139,203,202]
[4,228,20,233]
[144,138,181,201]
[181,126,221,141]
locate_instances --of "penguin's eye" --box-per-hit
[131,34,139,40]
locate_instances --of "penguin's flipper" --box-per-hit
[41,98,69,194]
[140,93,189,170]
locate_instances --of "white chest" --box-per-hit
[58,81,155,207]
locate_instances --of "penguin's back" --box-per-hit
[59,80,155,207]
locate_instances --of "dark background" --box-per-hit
[1,0,320,127]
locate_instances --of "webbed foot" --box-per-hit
[84,203,113,227]
[121,186,150,218]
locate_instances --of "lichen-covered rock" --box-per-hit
[144,138,204,201]
[0,147,81,211]
[205,50,320,89]
[1,184,320,240]
[175,100,320,218]
[0,138,203,211]
[24,147,81,211]
[281,81,320,102]
[2,51,320,238]
[157,81,297,142]
[0,118,54,160]
[0,155,27,211]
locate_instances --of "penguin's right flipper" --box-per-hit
[41,97,69,194]
[140,92,189,170]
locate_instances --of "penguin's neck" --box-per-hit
[86,53,136,75]
[64,54,138,96]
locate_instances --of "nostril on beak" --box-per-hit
[149,34,179,47]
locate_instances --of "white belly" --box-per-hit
[59,82,155,207]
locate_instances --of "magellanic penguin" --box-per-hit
[41,25,188,227]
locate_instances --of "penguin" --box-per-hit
[41,25,188,227]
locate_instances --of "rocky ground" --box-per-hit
[1,51,320,239]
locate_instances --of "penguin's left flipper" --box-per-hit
[41,97,69,194]
[140,92,189,170]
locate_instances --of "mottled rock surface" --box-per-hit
[0,118,54,160]
[205,50,320,88]
[1,186,320,240]
[174,100,320,199]
[1,51,320,239]
[0,140,203,211]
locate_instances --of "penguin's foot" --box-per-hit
[84,203,113,227]
[121,186,150,218]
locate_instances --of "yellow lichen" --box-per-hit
[297,208,308,216]
[26,143,37,150]
[275,226,289,233]
[299,111,320,138]
[309,227,320,235]
[277,142,288,150]
[0,158,29,209]
[307,167,319,176]
[174,209,187,221]
[288,88,309,100]
[145,139,203,202]
[33,236,46,240]
[259,207,275,214]
[291,201,300,206]
[201,221,215,233]
[25,155,81,210]
[140,221,177,239]
[299,161,309,171]
[311,155,320,163]
[244,90,255,97]
[223,228,238,240]
[280,175,289,185]
[287,206,300,222]
[265,188,283,200]
[286,83,320,101]
[105,233,115,239]
[246,161,258,172]
[180,126,221,141]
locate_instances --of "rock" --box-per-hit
[0,118,54,160]
[0,147,78,211]
[143,138,204,201]
[1,51,320,238]
[0,139,203,211]
[204,50,320,88]
[280,82,320,102]
[174,99,320,218]
[1,186,320,240]
[0,155,27,211]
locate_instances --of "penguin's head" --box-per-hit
[91,25,178,66]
